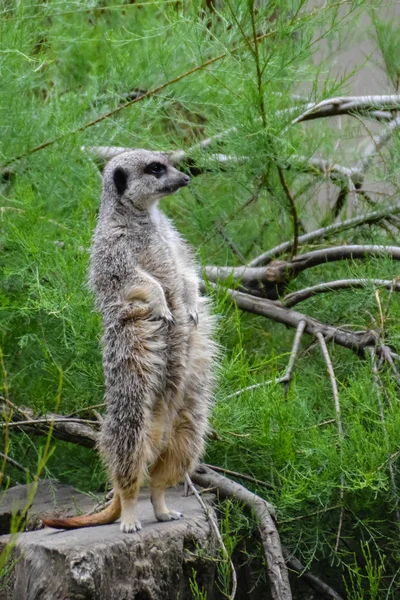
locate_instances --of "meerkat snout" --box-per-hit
[159,171,190,195]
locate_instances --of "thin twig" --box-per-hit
[316,333,344,552]
[226,320,305,399]
[203,178,264,246]
[281,504,341,524]
[185,474,237,600]
[68,402,106,416]
[0,418,100,428]
[283,320,306,393]
[203,464,274,490]
[277,166,299,257]
[356,115,400,175]
[0,452,30,476]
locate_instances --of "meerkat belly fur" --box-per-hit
[42,150,216,533]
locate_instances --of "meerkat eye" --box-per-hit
[144,162,167,178]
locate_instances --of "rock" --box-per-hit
[0,486,217,600]
[0,480,98,535]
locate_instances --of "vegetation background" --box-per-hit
[1,0,400,597]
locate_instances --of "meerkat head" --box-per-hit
[102,149,190,211]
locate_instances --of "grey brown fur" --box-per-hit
[86,149,215,532]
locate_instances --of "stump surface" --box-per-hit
[0,485,217,600]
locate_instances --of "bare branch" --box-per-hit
[356,115,400,174]
[185,474,237,600]
[0,452,30,476]
[213,285,378,354]
[282,279,400,308]
[208,245,400,291]
[226,321,306,398]
[1,418,100,428]
[316,332,344,551]
[289,245,400,271]
[249,205,400,266]
[277,166,299,257]
[291,95,400,126]
[191,465,292,600]
[315,334,343,439]
[284,551,345,600]
[283,320,306,393]
[290,155,361,187]
[0,404,98,448]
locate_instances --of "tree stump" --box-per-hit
[0,485,217,600]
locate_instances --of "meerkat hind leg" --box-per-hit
[116,478,142,533]
[151,485,183,522]
[150,408,200,522]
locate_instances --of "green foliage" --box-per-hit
[371,10,400,91]
[1,0,400,596]
[189,569,208,600]
[343,543,385,600]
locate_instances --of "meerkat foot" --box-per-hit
[151,489,183,522]
[155,510,183,522]
[120,519,142,533]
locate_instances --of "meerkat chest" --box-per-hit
[137,230,182,292]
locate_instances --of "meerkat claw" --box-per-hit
[189,311,198,326]
[120,520,142,533]
[162,312,175,325]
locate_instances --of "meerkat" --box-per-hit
[41,149,215,533]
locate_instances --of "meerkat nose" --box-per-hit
[182,175,190,185]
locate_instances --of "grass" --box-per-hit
[1,0,400,597]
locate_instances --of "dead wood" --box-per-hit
[185,474,237,599]
[282,279,400,308]
[206,245,400,297]
[0,403,98,448]
[284,551,344,600]
[205,284,378,354]
[291,95,400,126]
[249,203,400,266]
[191,464,291,600]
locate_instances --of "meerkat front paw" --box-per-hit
[120,519,142,533]
[121,302,150,322]
[186,304,198,326]
[189,310,198,326]
[162,310,176,325]
[155,510,183,522]
[149,302,175,324]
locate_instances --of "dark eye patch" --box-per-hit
[113,167,128,195]
[144,162,167,179]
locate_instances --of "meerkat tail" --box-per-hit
[41,492,121,530]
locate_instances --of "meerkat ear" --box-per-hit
[113,167,128,195]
